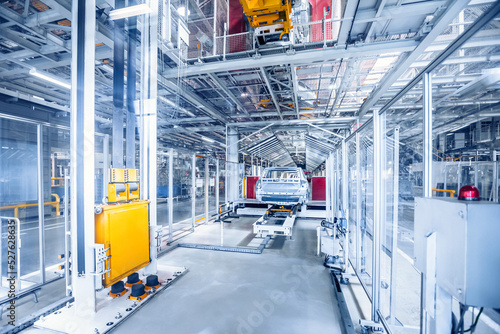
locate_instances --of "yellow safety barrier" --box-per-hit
[51,177,65,187]
[0,194,61,218]
[432,188,456,197]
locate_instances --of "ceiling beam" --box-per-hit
[357,0,472,118]
[260,68,283,120]
[161,39,418,78]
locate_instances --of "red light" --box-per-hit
[458,185,480,201]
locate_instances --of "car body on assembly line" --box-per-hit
[255,167,309,206]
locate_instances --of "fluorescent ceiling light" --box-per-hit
[241,93,248,97]
[479,112,500,117]
[29,69,71,90]
[177,6,190,17]
[202,136,214,143]
[109,4,152,20]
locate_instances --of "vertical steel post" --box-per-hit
[342,140,349,270]
[64,168,70,296]
[168,147,173,243]
[223,23,227,61]
[423,72,433,198]
[113,0,125,169]
[355,132,361,271]
[37,124,45,283]
[205,157,208,224]
[126,0,138,169]
[192,153,196,231]
[216,158,220,215]
[141,0,158,276]
[372,110,382,322]
[213,0,217,55]
[103,134,109,202]
[326,153,331,221]
[71,0,96,312]
[493,151,498,202]
[390,127,400,324]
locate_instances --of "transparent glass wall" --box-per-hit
[219,159,226,206]
[208,158,217,215]
[194,156,206,221]
[43,127,70,281]
[383,82,423,330]
[0,119,41,288]
[157,151,170,227]
[347,137,357,267]
[358,123,374,298]
[172,152,193,235]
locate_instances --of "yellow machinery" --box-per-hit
[108,168,127,203]
[96,167,150,288]
[95,200,150,288]
[126,169,140,200]
[239,0,293,41]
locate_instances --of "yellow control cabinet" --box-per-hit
[95,200,150,288]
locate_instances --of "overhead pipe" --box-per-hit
[113,0,125,169]
[126,0,137,168]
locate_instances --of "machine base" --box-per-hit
[33,265,187,334]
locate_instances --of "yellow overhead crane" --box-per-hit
[238,0,293,43]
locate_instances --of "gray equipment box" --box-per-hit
[415,197,500,308]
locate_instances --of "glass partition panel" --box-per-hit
[194,155,206,221]
[208,158,217,215]
[347,137,357,268]
[157,151,170,227]
[0,118,41,288]
[172,152,193,235]
[219,159,226,206]
[358,122,374,299]
[380,114,395,320]
[42,126,70,281]
[384,80,423,331]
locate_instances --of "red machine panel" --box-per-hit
[312,176,326,201]
[229,0,246,52]
[310,0,333,42]
[246,176,260,199]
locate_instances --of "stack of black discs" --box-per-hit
[130,283,146,298]
[110,281,126,296]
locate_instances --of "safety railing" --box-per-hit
[186,17,346,61]
[432,188,456,197]
[0,194,61,218]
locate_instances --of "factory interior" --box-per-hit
[0,0,500,333]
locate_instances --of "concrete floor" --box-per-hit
[112,217,343,334]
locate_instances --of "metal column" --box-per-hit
[103,134,109,202]
[168,147,174,243]
[355,132,361,271]
[70,0,96,312]
[227,126,239,203]
[423,72,433,198]
[113,0,125,169]
[389,127,400,324]
[216,158,220,214]
[372,110,382,322]
[192,153,196,231]
[326,153,331,222]
[205,157,208,224]
[341,140,349,270]
[37,124,45,283]
[140,0,159,276]
[126,0,138,169]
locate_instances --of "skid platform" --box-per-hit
[253,204,298,238]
